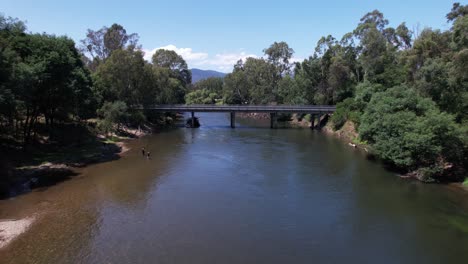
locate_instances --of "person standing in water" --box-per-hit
[147,151,151,159]
[141,147,146,156]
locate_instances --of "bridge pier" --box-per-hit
[270,112,278,129]
[315,113,324,129]
[191,112,195,128]
[230,112,236,128]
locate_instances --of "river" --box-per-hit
[1,113,468,264]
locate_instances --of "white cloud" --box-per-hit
[290,57,304,63]
[143,45,259,72]
[143,45,208,62]
[143,44,301,73]
[196,51,259,72]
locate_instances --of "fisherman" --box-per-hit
[147,151,151,159]
[141,147,146,156]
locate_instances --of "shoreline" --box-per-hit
[3,126,152,197]
[0,127,150,250]
[0,217,35,249]
[318,119,467,185]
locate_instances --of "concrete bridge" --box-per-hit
[143,105,336,128]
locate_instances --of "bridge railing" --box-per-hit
[138,104,336,113]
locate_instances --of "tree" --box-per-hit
[152,67,185,104]
[243,58,276,104]
[359,86,466,180]
[97,101,128,135]
[446,2,468,22]
[293,56,322,104]
[94,48,151,107]
[0,13,96,144]
[80,24,139,71]
[192,77,223,94]
[355,10,389,34]
[263,41,294,76]
[277,75,308,105]
[327,56,355,102]
[222,60,250,104]
[152,49,191,86]
[150,49,191,104]
[185,89,218,105]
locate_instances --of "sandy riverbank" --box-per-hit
[0,127,152,249]
[0,217,35,249]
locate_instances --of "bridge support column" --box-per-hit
[316,114,323,129]
[270,112,277,129]
[191,112,195,128]
[230,112,236,128]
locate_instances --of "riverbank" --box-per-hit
[0,124,154,198]
[0,113,186,249]
[320,119,467,184]
[0,217,35,249]
[288,114,467,184]
[0,126,150,249]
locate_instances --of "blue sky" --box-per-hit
[2,0,463,72]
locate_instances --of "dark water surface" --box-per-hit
[1,113,468,264]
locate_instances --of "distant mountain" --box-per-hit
[190,68,226,83]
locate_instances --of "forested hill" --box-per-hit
[191,69,226,83]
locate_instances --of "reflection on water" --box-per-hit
[1,113,468,264]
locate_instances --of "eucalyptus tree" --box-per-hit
[81,23,139,71]
[152,49,192,87]
[151,49,191,103]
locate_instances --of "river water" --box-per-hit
[1,113,468,264]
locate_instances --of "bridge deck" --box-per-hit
[143,105,336,113]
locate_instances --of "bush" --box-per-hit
[359,85,466,179]
[96,101,128,134]
[331,98,360,130]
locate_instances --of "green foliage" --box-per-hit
[96,101,128,134]
[94,48,154,106]
[80,23,139,70]
[277,75,301,104]
[222,58,276,104]
[331,98,360,130]
[0,15,95,143]
[192,77,223,94]
[264,41,294,79]
[152,49,191,86]
[185,89,218,105]
[359,86,466,178]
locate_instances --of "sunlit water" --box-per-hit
[1,113,467,264]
